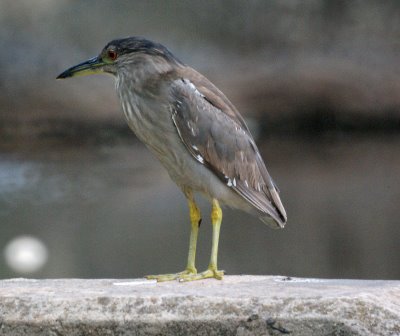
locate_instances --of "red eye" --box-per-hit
[108,49,118,61]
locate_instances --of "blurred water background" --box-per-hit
[0,1,399,279]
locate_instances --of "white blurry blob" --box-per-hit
[4,236,48,274]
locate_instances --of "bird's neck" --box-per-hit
[115,68,177,148]
[116,56,178,96]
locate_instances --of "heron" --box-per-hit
[57,37,287,282]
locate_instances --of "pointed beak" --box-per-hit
[57,56,105,79]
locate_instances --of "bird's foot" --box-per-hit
[146,268,197,282]
[178,267,224,282]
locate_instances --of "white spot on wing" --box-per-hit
[188,82,196,90]
[183,79,204,97]
[187,120,198,136]
[227,179,233,187]
[196,154,204,163]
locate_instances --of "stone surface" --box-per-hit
[0,276,399,335]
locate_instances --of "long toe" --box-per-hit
[146,269,197,282]
[178,269,224,282]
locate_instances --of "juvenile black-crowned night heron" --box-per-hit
[57,37,287,282]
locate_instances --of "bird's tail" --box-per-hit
[260,187,287,229]
[260,213,286,229]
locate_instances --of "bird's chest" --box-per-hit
[117,89,187,171]
[120,92,167,139]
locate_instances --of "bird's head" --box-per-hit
[57,37,182,79]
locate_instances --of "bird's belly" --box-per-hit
[149,134,252,212]
[168,149,253,212]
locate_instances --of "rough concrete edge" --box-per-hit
[0,277,399,336]
[0,292,398,335]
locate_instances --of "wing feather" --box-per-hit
[170,71,287,225]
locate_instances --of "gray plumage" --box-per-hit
[58,36,287,228]
[109,37,287,228]
[57,36,288,281]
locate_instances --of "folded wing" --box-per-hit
[170,70,287,226]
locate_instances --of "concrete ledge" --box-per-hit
[0,276,399,335]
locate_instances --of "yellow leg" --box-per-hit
[186,199,201,272]
[146,196,201,282]
[208,198,223,274]
[179,199,224,281]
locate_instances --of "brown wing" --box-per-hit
[178,67,250,132]
[170,72,287,225]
